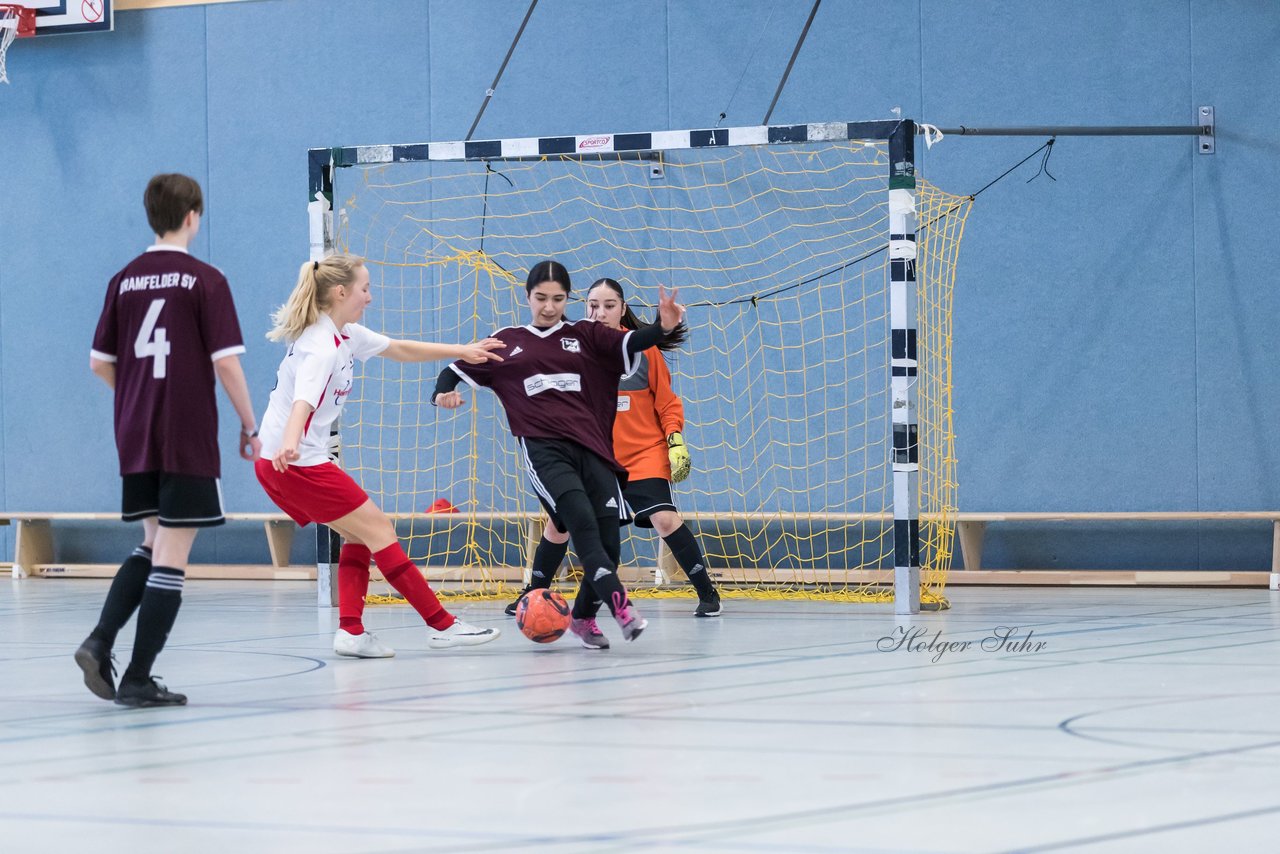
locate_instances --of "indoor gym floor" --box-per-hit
[3,581,1279,853]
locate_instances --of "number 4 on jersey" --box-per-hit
[134,298,171,379]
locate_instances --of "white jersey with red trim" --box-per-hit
[258,314,390,466]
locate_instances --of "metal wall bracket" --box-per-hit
[1198,106,1215,155]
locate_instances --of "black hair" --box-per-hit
[525,259,571,294]
[587,277,688,351]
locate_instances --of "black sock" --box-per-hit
[89,546,153,647]
[529,536,568,589]
[548,491,628,619]
[574,564,629,619]
[584,516,624,617]
[123,566,184,683]
[663,525,717,598]
[572,579,599,620]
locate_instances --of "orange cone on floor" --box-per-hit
[426,498,459,514]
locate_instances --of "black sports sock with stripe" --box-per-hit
[663,525,717,599]
[122,566,184,683]
[528,536,568,589]
[89,546,153,647]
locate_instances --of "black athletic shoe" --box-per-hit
[115,676,187,708]
[695,594,722,618]
[74,636,117,700]
[504,584,535,616]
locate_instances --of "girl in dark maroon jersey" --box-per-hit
[510,277,721,619]
[433,260,684,649]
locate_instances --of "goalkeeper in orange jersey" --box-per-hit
[506,277,722,626]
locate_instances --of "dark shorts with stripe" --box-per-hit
[122,471,225,528]
[520,437,631,533]
[622,477,678,529]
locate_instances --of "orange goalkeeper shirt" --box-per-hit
[614,346,684,482]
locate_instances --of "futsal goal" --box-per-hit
[306,119,970,613]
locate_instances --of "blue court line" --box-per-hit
[253,734,1280,852]
[0,654,1073,776]
[20,723,1269,854]
[1058,694,1280,751]
[16,616,1251,742]
[629,735,1280,847]
[11,617,1269,734]
[1094,633,1280,663]
[996,802,1280,853]
[4,610,1275,760]
[12,656,1075,771]
[0,810,537,843]
[7,666,1268,785]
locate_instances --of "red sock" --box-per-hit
[371,543,455,631]
[338,543,372,636]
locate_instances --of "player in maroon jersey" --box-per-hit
[75,174,261,708]
[510,276,721,619]
[432,260,685,648]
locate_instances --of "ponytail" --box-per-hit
[267,254,365,342]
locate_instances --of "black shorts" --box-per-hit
[623,478,678,528]
[122,472,226,528]
[520,437,631,532]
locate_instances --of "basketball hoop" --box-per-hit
[0,4,36,85]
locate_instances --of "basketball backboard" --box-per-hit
[28,0,112,35]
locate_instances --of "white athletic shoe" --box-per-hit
[428,619,501,649]
[333,629,396,658]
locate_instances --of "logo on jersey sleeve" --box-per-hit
[617,396,631,412]
[561,338,581,353]
[523,373,582,396]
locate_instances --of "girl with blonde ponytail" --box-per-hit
[268,256,364,342]
[255,253,507,658]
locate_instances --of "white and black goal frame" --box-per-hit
[305,119,927,612]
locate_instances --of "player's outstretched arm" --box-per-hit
[383,338,505,364]
[625,286,688,356]
[432,366,468,410]
[656,285,685,332]
[214,354,263,460]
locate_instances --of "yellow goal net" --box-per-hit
[318,122,970,607]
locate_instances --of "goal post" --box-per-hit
[306,119,969,612]
[889,120,922,614]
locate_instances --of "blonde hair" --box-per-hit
[267,253,366,342]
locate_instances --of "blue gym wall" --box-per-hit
[1,0,1277,570]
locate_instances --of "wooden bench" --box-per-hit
[7,510,1278,590]
[358,510,1280,589]
[955,512,1280,589]
[0,509,849,587]
[0,511,557,584]
[0,512,302,580]
[631,511,1280,589]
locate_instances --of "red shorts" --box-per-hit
[254,458,369,527]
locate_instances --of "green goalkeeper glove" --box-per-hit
[667,432,691,483]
